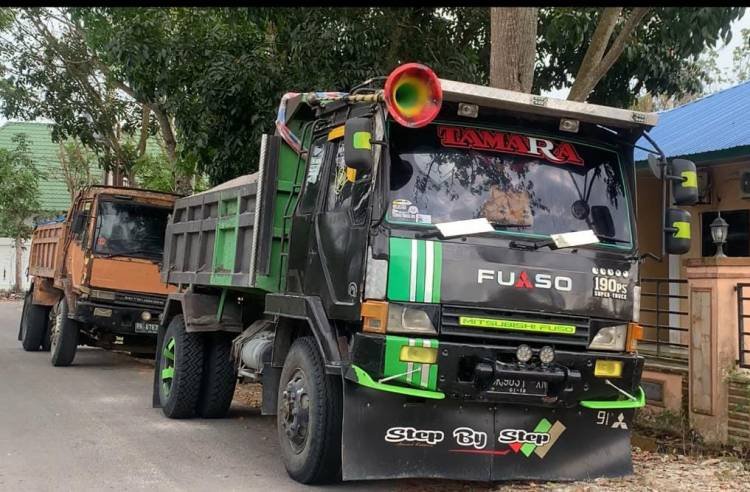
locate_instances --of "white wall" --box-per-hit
[0,238,30,292]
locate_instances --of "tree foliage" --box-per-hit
[0,135,41,239]
[536,7,745,106]
[0,7,744,187]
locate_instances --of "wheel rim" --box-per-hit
[280,368,310,454]
[161,337,176,398]
[49,306,62,352]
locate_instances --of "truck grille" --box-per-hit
[441,305,591,349]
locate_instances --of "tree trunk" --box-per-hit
[136,106,150,157]
[153,106,192,194]
[567,7,649,102]
[489,7,538,92]
[14,237,23,293]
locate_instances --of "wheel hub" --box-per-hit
[161,337,176,398]
[281,369,310,453]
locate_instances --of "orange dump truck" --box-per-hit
[18,186,179,366]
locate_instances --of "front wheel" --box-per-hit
[277,336,342,484]
[50,299,79,366]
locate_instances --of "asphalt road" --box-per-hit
[0,301,416,492]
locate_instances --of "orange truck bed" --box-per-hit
[28,222,65,280]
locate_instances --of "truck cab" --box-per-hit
[153,64,698,484]
[19,186,179,365]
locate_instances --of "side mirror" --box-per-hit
[344,117,373,171]
[664,208,691,255]
[591,206,615,238]
[71,212,88,235]
[670,159,699,206]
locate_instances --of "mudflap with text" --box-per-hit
[342,382,634,482]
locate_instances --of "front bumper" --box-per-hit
[74,300,162,336]
[350,333,644,408]
[342,381,637,481]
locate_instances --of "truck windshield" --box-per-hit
[93,199,171,260]
[388,123,633,246]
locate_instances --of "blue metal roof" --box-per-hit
[634,81,750,162]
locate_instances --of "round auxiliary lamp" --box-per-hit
[383,63,443,128]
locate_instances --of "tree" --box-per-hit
[0,8,174,188]
[489,8,537,92]
[733,28,750,82]
[490,7,744,106]
[0,135,41,291]
[57,140,97,201]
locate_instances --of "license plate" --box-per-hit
[493,378,548,396]
[135,322,160,334]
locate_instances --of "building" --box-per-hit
[632,81,750,446]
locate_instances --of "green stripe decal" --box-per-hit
[383,335,439,390]
[431,241,442,302]
[387,237,442,303]
[521,418,552,457]
[580,387,646,409]
[387,238,412,301]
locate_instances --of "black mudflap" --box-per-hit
[342,382,634,482]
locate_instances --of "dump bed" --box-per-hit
[28,221,65,279]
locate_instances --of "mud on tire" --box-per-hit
[158,315,204,419]
[197,334,237,418]
[277,336,342,484]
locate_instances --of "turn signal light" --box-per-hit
[384,63,442,128]
[626,322,643,352]
[361,300,388,334]
[594,359,623,378]
[399,345,438,364]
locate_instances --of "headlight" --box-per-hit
[91,289,116,301]
[387,304,437,335]
[588,324,627,351]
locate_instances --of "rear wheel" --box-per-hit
[197,334,237,418]
[19,289,49,352]
[50,299,79,367]
[158,315,204,419]
[277,336,342,484]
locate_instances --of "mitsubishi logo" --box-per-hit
[611,413,628,430]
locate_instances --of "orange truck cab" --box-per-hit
[18,186,179,366]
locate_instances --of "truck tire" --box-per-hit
[197,334,237,418]
[277,336,342,484]
[158,315,204,419]
[19,289,49,352]
[50,299,79,367]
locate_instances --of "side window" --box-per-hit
[77,200,93,246]
[326,141,354,211]
[325,140,372,224]
[298,139,327,214]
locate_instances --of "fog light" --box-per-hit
[516,344,532,363]
[594,359,623,378]
[141,311,152,322]
[399,345,438,364]
[539,345,555,364]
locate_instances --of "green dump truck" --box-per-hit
[152,63,698,484]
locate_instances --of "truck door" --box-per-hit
[312,138,371,318]
[66,198,93,290]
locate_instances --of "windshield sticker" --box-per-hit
[481,186,533,227]
[307,144,324,184]
[391,199,425,223]
[437,125,584,166]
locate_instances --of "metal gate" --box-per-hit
[736,283,750,368]
[639,278,689,360]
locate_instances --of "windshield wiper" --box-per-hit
[416,220,529,240]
